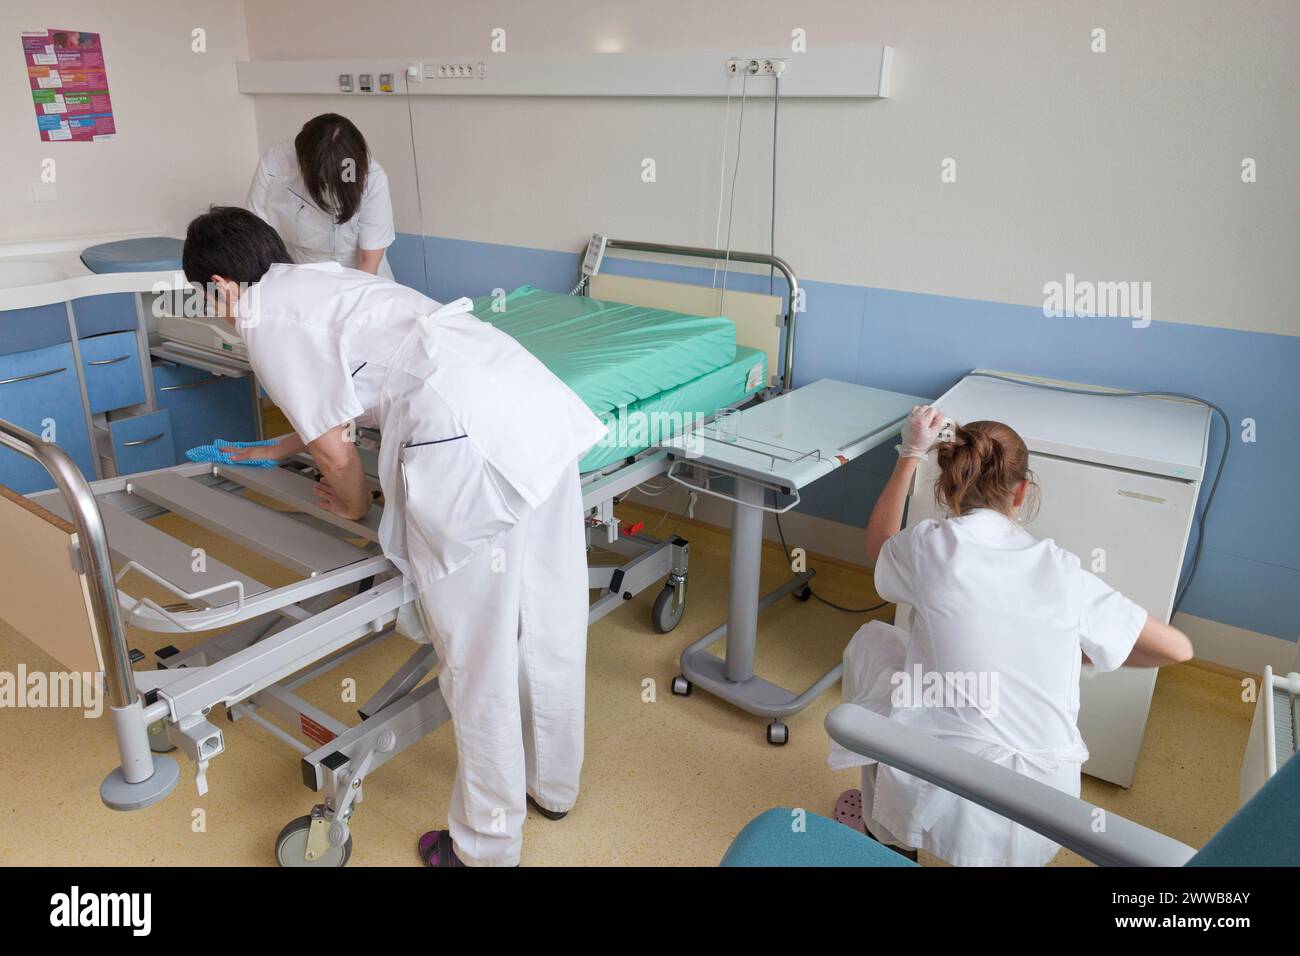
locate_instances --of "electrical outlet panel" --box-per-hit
[427,62,485,80]
[378,73,394,92]
[338,73,353,92]
[724,57,787,78]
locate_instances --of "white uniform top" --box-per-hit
[246,141,396,278]
[235,262,606,586]
[846,508,1146,865]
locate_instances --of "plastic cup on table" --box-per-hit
[713,408,741,443]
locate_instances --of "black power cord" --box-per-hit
[772,506,890,615]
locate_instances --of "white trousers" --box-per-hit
[415,459,588,867]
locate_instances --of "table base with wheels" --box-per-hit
[671,475,844,745]
[661,379,927,744]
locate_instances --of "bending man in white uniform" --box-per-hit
[830,407,1194,866]
[183,207,607,867]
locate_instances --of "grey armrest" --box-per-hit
[825,703,1196,867]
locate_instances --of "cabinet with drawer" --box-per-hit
[71,293,139,338]
[0,342,95,492]
[0,301,72,356]
[79,330,146,414]
[152,361,256,462]
[96,409,176,476]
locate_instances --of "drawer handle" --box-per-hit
[159,376,222,392]
[88,355,131,366]
[0,367,66,386]
[121,432,166,447]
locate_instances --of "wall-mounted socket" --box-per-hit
[338,73,353,92]
[724,57,787,78]
[426,62,486,80]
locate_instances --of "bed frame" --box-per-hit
[0,239,800,865]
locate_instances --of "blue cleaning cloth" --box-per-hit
[185,438,280,467]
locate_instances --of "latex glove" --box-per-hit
[897,405,948,459]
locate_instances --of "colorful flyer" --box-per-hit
[21,29,116,141]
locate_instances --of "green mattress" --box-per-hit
[470,286,737,416]
[579,346,767,473]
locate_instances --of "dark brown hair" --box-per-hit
[183,206,291,286]
[294,113,370,225]
[934,420,1038,519]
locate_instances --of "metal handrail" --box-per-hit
[602,239,801,391]
[0,419,136,710]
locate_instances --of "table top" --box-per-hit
[661,378,927,491]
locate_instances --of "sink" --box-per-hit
[0,261,69,289]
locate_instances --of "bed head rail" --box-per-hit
[597,239,801,391]
[0,419,134,708]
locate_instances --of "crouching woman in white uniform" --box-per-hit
[182,207,607,867]
[830,406,1194,866]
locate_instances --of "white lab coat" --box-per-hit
[831,508,1146,866]
[237,263,607,865]
[236,261,604,583]
[246,141,396,278]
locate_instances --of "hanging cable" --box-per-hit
[711,79,735,289]
[769,75,781,295]
[403,69,431,298]
[717,71,750,319]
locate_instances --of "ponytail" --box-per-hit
[933,420,1038,519]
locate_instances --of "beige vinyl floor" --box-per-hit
[0,498,1252,867]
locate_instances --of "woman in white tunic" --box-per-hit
[831,406,1193,866]
[246,113,396,278]
[183,207,607,867]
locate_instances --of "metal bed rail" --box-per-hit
[2,429,447,859]
[0,418,180,807]
[602,239,801,391]
[574,240,803,631]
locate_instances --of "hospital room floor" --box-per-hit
[0,500,1249,867]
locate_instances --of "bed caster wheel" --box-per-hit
[766,721,789,746]
[793,585,812,602]
[651,585,686,633]
[274,815,352,867]
[671,675,692,696]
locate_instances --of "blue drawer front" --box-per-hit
[152,362,256,462]
[80,331,146,414]
[109,410,175,475]
[0,302,72,356]
[0,342,95,492]
[72,293,139,338]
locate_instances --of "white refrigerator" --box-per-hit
[897,370,1211,787]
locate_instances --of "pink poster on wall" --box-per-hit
[21,28,116,141]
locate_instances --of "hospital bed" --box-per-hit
[0,240,801,865]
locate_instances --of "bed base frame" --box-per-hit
[0,241,800,865]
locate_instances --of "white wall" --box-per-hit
[242,0,1299,336]
[1,0,257,244]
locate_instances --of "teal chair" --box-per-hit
[722,703,1300,867]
